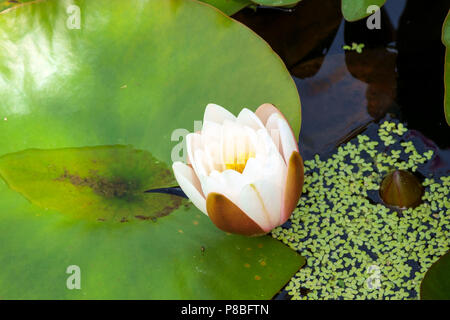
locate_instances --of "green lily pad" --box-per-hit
[341,0,387,22]
[201,0,251,15]
[420,251,450,300]
[0,146,181,223]
[0,0,303,299]
[202,0,302,14]
[252,0,300,7]
[1,0,251,15]
[0,0,33,12]
[1,0,300,16]
[442,11,450,125]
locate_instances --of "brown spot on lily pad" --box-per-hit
[55,169,138,199]
[0,145,183,223]
[135,215,150,220]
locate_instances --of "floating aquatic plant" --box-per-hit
[272,120,449,300]
[343,43,365,54]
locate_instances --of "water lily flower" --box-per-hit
[172,103,304,236]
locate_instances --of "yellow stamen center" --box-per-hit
[225,151,255,173]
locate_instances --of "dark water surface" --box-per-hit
[233,0,450,161]
[233,0,450,299]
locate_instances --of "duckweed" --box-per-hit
[272,120,449,300]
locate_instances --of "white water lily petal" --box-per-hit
[242,126,259,152]
[265,113,282,155]
[173,103,304,236]
[203,140,224,172]
[242,151,285,182]
[221,120,238,167]
[204,103,236,124]
[263,152,287,183]
[172,162,207,215]
[194,149,215,179]
[251,179,282,227]
[242,157,263,182]
[260,153,287,224]
[275,115,298,164]
[237,108,265,131]
[201,148,217,175]
[235,129,251,168]
[201,120,222,142]
[186,133,203,166]
[204,169,249,204]
[238,184,273,232]
[255,128,285,165]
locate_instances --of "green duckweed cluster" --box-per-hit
[272,120,449,300]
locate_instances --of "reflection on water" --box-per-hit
[234,0,450,160]
[233,0,342,74]
[294,51,373,159]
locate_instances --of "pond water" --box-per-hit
[233,0,450,160]
[233,0,450,299]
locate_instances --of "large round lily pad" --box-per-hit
[252,0,300,7]
[0,0,33,12]
[341,0,387,22]
[201,0,251,15]
[201,0,302,15]
[0,0,303,299]
[420,251,450,300]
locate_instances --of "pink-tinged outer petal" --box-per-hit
[276,116,299,165]
[186,133,202,166]
[255,103,299,146]
[255,103,284,126]
[265,116,282,156]
[280,151,304,224]
[206,192,266,236]
[172,162,207,215]
[204,103,236,124]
